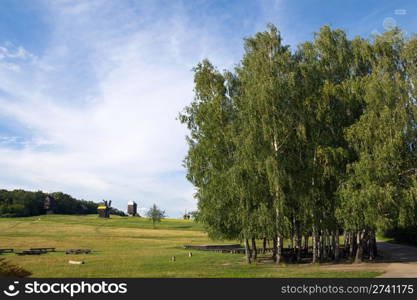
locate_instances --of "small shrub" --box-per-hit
[0,258,31,278]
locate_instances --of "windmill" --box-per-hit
[127,201,138,216]
[183,210,190,220]
[98,200,112,218]
[44,194,58,215]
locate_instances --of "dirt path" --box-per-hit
[376,241,417,278]
[318,241,417,277]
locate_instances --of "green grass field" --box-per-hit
[0,215,382,278]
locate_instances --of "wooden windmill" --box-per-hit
[44,194,58,215]
[98,200,111,218]
[127,201,138,216]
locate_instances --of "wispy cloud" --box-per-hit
[0,0,303,216]
[0,0,247,216]
[0,42,36,74]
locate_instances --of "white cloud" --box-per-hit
[0,0,239,217]
[0,43,37,73]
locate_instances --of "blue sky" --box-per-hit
[0,0,416,217]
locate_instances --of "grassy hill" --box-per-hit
[0,215,382,277]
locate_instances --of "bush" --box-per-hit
[0,258,31,278]
[383,226,417,246]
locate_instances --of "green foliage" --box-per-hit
[339,29,417,234]
[51,192,98,215]
[180,24,417,258]
[179,59,242,240]
[0,189,45,217]
[0,189,98,217]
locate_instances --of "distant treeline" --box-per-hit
[0,189,98,217]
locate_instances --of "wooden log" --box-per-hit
[68,260,84,265]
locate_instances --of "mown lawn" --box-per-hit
[0,215,382,277]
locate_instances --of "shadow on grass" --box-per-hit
[173,226,193,229]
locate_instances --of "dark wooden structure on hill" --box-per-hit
[127,200,138,216]
[44,195,57,214]
[98,200,111,218]
[183,210,191,219]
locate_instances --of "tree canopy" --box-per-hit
[0,189,98,217]
[145,204,167,228]
[180,24,417,263]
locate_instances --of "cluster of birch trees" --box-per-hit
[179,25,417,264]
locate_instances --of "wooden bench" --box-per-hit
[0,248,14,254]
[16,250,46,256]
[65,249,91,255]
[30,247,55,252]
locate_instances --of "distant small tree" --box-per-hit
[189,210,199,220]
[145,204,166,228]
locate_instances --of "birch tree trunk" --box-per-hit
[371,230,377,259]
[277,236,283,264]
[296,236,301,262]
[343,230,349,257]
[350,231,357,258]
[354,231,364,263]
[333,229,339,262]
[272,236,278,262]
[251,238,257,260]
[312,227,318,263]
[317,230,322,261]
[296,226,301,262]
[244,238,252,264]
[304,234,309,251]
